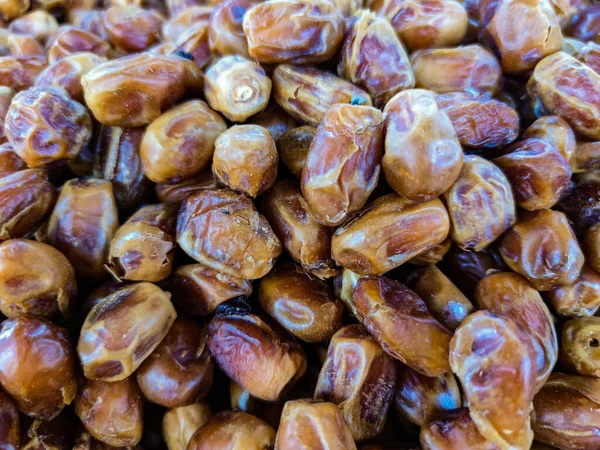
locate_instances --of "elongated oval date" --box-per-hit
[177,189,281,280]
[275,400,357,450]
[6,87,92,168]
[493,138,571,211]
[411,45,501,94]
[544,265,600,317]
[82,53,187,127]
[450,311,536,450]
[499,209,584,291]
[338,10,414,108]
[137,318,213,408]
[109,204,177,282]
[475,272,558,392]
[47,29,111,64]
[523,115,576,162]
[206,314,306,401]
[354,276,452,376]
[243,0,344,64]
[163,402,212,450]
[0,239,76,319]
[527,51,600,140]
[382,89,463,201]
[0,169,55,241]
[77,282,177,381]
[103,5,163,52]
[314,324,396,441]
[187,410,275,450]
[395,366,461,427]
[74,377,143,448]
[0,316,76,420]
[332,194,450,275]
[272,64,372,127]
[443,155,516,251]
[141,100,227,184]
[436,92,519,149]
[163,6,211,42]
[560,317,600,377]
[301,103,383,227]
[0,56,46,91]
[0,392,19,450]
[533,373,600,450]
[209,0,253,57]
[47,179,119,280]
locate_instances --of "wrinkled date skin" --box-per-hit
[394,366,461,427]
[493,138,571,211]
[162,402,213,450]
[499,209,584,291]
[204,56,271,122]
[258,263,343,342]
[411,44,501,95]
[155,171,219,206]
[556,182,600,236]
[382,89,463,201]
[0,239,76,320]
[479,0,563,74]
[523,115,576,162]
[275,400,357,450]
[354,276,452,376]
[314,324,397,441]
[443,155,516,251]
[47,179,119,280]
[301,103,384,227]
[338,10,415,108]
[141,100,227,185]
[187,410,275,450]
[242,0,344,64]
[475,272,558,392]
[0,56,46,92]
[449,311,536,450]
[560,317,600,377]
[176,189,282,280]
[261,179,336,278]
[82,53,187,127]
[103,6,163,52]
[272,64,372,127]
[544,265,600,317]
[0,392,19,450]
[209,0,254,57]
[5,87,92,168]
[136,318,213,408]
[0,169,55,242]
[170,263,252,317]
[533,373,600,450]
[207,314,307,401]
[527,51,600,140]
[332,194,450,275]
[77,282,177,381]
[109,204,177,282]
[0,316,76,421]
[436,92,519,149]
[0,87,14,144]
[212,125,277,198]
[74,377,143,447]
[47,29,111,65]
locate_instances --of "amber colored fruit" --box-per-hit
[103,6,163,52]
[0,0,30,21]
[559,317,600,377]
[544,265,600,317]
[409,238,452,266]
[571,140,600,174]
[523,115,576,162]
[0,56,47,91]
[247,102,298,141]
[208,0,253,57]
[163,6,211,42]
[9,9,58,42]
[162,402,212,450]
[47,28,111,65]
[155,171,219,206]
[587,223,600,273]
[0,87,14,144]
[277,126,314,179]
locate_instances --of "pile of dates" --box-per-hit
[0,0,598,446]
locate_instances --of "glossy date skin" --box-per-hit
[314,324,397,441]
[208,0,254,57]
[0,56,46,92]
[332,194,450,275]
[162,402,212,450]
[47,29,111,64]
[544,265,600,317]
[103,6,163,52]
[556,182,600,237]
[560,317,600,377]
[301,103,384,227]
[522,115,576,162]
[155,171,219,206]
[0,87,14,144]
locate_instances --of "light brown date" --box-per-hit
[0,142,25,177]
[560,317,600,377]
[0,0,29,21]
[408,238,452,266]
[47,28,111,64]
[9,9,58,42]
[0,56,46,91]
[162,6,211,42]
[162,402,212,450]
[544,265,600,317]
[155,171,219,205]
[277,126,314,179]
[208,0,253,57]
[522,115,576,162]
[332,267,363,316]
[247,102,298,141]
[0,87,14,144]
[103,6,163,52]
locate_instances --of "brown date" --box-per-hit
[141,100,227,184]
[301,103,383,226]
[21,411,73,450]
[571,140,600,174]
[172,20,212,69]
[523,115,576,162]
[565,4,600,43]
[9,10,58,42]
[103,6,163,52]
[177,189,281,280]
[74,377,143,447]
[354,276,452,376]
[332,194,450,275]
[47,179,118,280]
[243,0,344,64]
[0,0,29,21]
[272,64,372,127]
[109,204,177,282]
[0,316,76,420]
[0,87,14,144]
[493,138,571,211]
[162,6,211,43]
[204,55,271,122]
[69,10,110,41]
[314,324,397,441]
[561,317,600,378]
[0,56,46,91]
[408,238,451,266]
[338,10,414,108]
[162,402,212,450]
[332,267,363,316]
[77,282,177,381]
[277,126,314,179]
[212,125,277,197]
[6,34,45,58]
[0,239,76,319]
[0,392,19,450]
[382,89,463,201]
[544,265,600,317]
[450,311,536,450]
[47,29,111,64]
[275,399,357,450]
[556,182,600,236]
[499,209,584,290]
[208,0,253,57]
[207,314,306,401]
[155,171,219,206]
[6,87,92,168]
[586,223,600,274]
